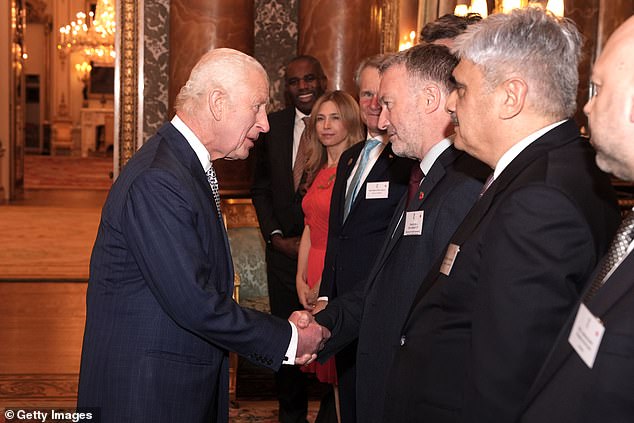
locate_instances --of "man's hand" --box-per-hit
[271,234,300,259]
[289,311,331,365]
[289,310,315,329]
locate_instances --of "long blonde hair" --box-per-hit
[301,90,364,190]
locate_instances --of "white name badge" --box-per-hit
[366,181,389,199]
[440,243,460,276]
[404,211,424,236]
[568,303,605,368]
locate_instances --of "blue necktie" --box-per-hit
[205,163,222,219]
[343,139,381,220]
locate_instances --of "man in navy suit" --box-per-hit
[309,54,415,423]
[519,16,634,423]
[382,9,620,422]
[251,55,329,423]
[77,48,327,423]
[292,44,489,423]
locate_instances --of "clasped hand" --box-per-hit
[271,234,300,259]
[288,310,330,365]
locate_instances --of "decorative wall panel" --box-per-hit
[143,0,170,141]
[254,0,298,112]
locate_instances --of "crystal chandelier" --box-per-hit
[57,0,116,64]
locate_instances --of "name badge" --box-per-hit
[404,211,424,236]
[366,181,389,199]
[568,303,605,368]
[440,243,460,276]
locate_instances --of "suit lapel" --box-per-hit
[346,142,395,221]
[374,146,459,280]
[451,119,580,246]
[337,142,363,226]
[406,121,582,325]
[158,122,234,290]
[279,108,297,191]
[372,194,407,276]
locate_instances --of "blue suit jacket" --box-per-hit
[77,122,291,423]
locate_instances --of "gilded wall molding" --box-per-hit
[382,0,399,53]
[116,0,141,175]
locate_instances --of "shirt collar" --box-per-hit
[420,137,453,175]
[171,114,211,172]
[295,108,309,125]
[493,120,566,180]
[367,133,386,144]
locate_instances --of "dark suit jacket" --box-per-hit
[519,252,634,423]
[320,140,415,299]
[318,140,414,422]
[251,107,305,318]
[383,120,620,423]
[77,123,291,423]
[316,145,488,423]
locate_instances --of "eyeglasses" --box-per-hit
[287,74,320,87]
[588,81,599,100]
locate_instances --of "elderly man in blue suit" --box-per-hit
[77,48,328,423]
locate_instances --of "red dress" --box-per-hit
[301,166,337,384]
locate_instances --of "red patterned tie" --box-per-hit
[405,165,424,209]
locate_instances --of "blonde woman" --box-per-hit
[295,90,363,421]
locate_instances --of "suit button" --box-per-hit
[400,335,406,346]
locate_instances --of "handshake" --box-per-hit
[288,310,330,365]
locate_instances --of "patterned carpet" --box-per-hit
[24,155,113,190]
[230,400,320,422]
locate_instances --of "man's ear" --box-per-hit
[498,77,527,120]
[209,89,225,121]
[422,83,442,113]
